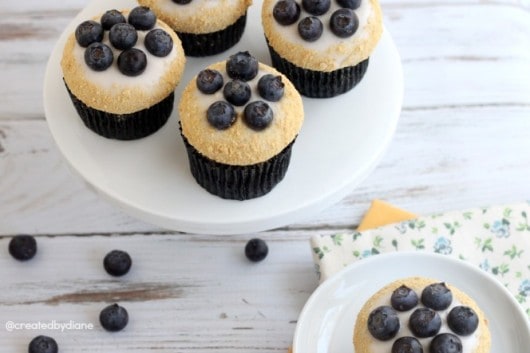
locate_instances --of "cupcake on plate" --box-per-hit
[61,7,186,140]
[262,0,383,98]
[178,51,304,200]
[138,0,253,57]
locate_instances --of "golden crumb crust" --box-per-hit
[353,276,491,353]
[61,14,185,114]
[179,61,304,166]
[262,0,383,72]
[138,0,252,34]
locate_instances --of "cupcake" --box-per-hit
[353,277,491,353]
[61,7,186,140]
[178,51,304,200]
[262,0,383,98]
[138,0,253,57]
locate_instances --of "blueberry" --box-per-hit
[118,48,147,76]
[336,0,362,9]
[128,6,156,30]
[9,234,37,261]
[447,306,479,336]
[429,333,463,353]
[196,69,224,94]
[245,238,269,262]
[172,0,193,3]
[244,101,274,131]
[392,337,424,353]
[226,51,258,81]
[28,335,58,353]
[75,20,103,47]
[100,303,129,332]
[84,42,114,71]
[103,250,132,277]
[145,29,173,57]
[391,285,419,311]
[409,307,442,338]
[223,80,251,106]
[367,306,400,341]
[109,23,138,50]
[101,9,126,30]
[207,101,236,130]
[421,282,453,310]
[258,74,284,102]
[330,8,358,38]
[302,0,331,16]
[273,0,301,26]
[298,16,323,42]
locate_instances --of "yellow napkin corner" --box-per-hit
[357,199,417,231]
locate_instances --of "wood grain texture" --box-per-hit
[1,0,530,351]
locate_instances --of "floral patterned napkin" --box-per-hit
[310,202,530,319]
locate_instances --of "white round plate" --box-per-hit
[293,252,530,353]
[43,0,403,234]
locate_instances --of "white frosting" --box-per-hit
[73,23,178,93]
[369,296,480,353]
[264,0,373,67]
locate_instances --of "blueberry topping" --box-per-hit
[9,234,37,261]
[145,29,173,57]
[109,23,138,50]
[302,0,331,15]
[409,307,442,338]
[172,0,193,3]
[421,282,453,310]
[258,74,285,102]
[367,306,400,341]
[196,69,224,94]
[391,285,419,311]
[101,9,126,30]
[336,0,362,9]
[223,80,251,106]
[100,303,129,332]
[128,6,156,30]
[273,0,301,26]
[429,333,463,353]
[392,337,424,353]
[207,101,236,130]
[117,48,147,76]
[298,16,323,42]
[28,335,58,353]
[245,238,269,262]
[330,8,358,38]
[84,42,114,71]
[244,101,274,131]
[447,306,479,336]
[103,250,132,277]
[75,20,104,47]
[226,51,258,81]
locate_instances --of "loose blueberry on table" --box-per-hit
[9,234,37,261]
[103,249,132,277]
[245,238,269,262]
[100,303,129,332]
[28,335,58,353]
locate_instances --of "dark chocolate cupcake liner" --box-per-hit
[266,40,369,98]
[180,131,295,200]
[177,13,247,57]
[64,82,174,140]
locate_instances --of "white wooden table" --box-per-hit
[1,0,529,351]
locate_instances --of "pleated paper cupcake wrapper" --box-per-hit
[266,40,369,98]
[177,13,247,57]
[181,132,295,200]
[65,82,173,140]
